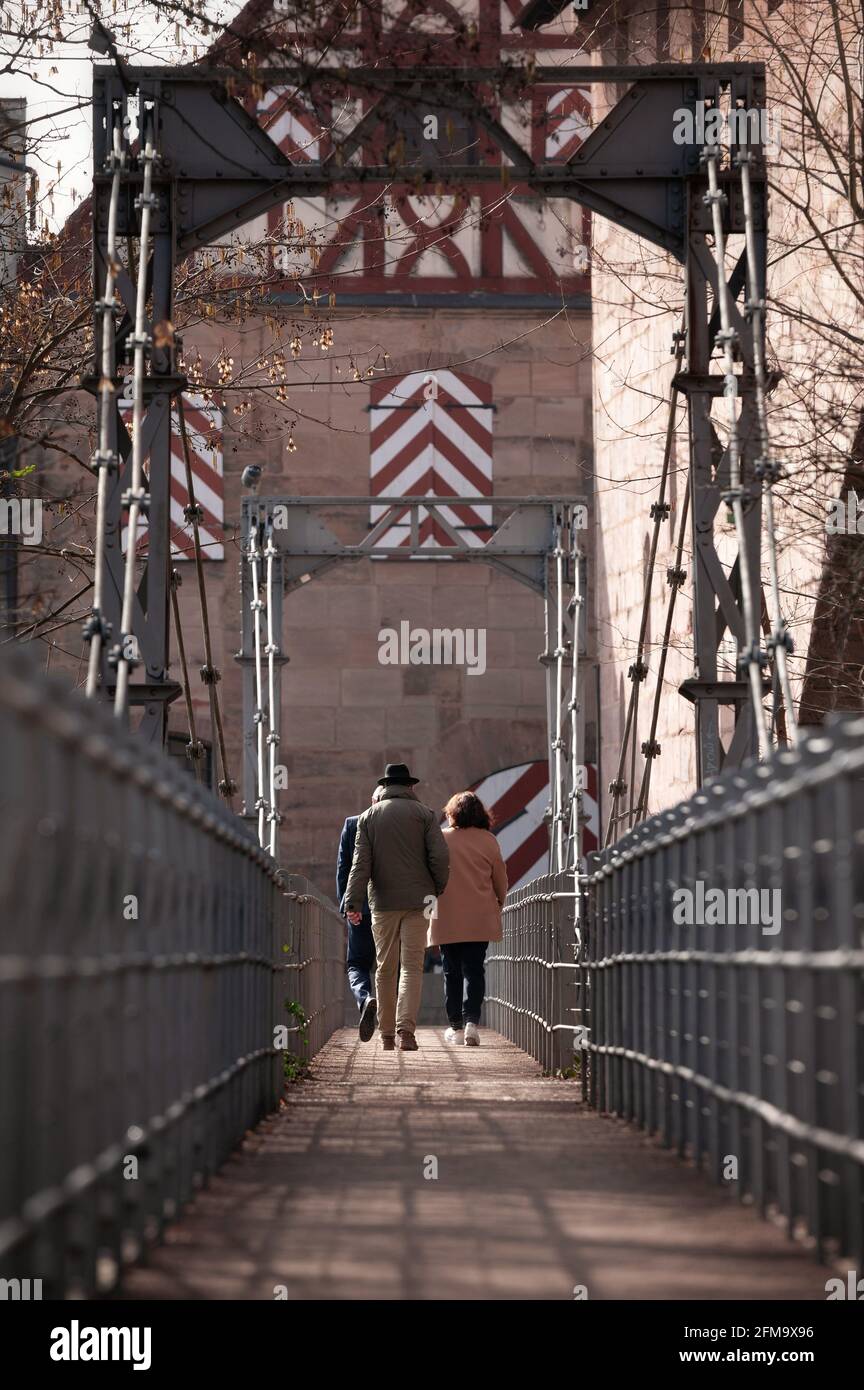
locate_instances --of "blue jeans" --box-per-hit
[346,919,375,1009]
[440,941,488,1026]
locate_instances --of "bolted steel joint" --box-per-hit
[666,565,687,588]
[720,486,748,508]
[92,449,118,473]
[200,664,221,686]
[628,659,648,683]
[82,611,111,643]
[107,639,139,672]
[650,500,671,522]
[754,456,783,483]
[608,777,627,797]
[184,502,204,525]
[641,739,661,759]
[767,629,794,656]
[121,488,150,512]
[737,643,768,675]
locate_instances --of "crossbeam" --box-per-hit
[86,56,770,798]
[117,62,766,84]
[238,496,586,862]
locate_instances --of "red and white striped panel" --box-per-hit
[369,369,492,549]
[120,393,224,561]
[468,760,599,891]
[256,88,320,162]
[545,88,592,164]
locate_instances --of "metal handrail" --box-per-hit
[0,645,344,1298]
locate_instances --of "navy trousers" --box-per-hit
[440,941,489,1026]
[346,919,375,1009]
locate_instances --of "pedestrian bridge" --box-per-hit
[1,643,862,1300]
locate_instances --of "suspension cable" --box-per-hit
[552,515,566,871]
[84,114,124,697]
[566,506,583,870]
[702,145,769,754]
[263,519,281,859]
[634,483,690,823]
[604,329,684,847]
[248,515,269,849]
[738,148,798,747]
[169,568,204,780]
[114,104,156,719]
[176,396,236,801]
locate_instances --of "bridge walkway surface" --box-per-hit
[118,1029,825,1302]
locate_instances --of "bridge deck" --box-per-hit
[120,1029,824,1302]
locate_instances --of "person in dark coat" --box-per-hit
[336,786,383,1041]
[345,764,449,1052]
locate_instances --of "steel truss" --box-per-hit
[87,58,770,797]
[240,496,586,864]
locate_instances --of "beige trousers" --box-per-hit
[371,908,428,1036]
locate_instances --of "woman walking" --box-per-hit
[429,791,508,1046]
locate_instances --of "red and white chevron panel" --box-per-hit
[469,759,599,891]
[120,393,224,561]
[369,369,492,549]
[256,87,320,162]
[544,87,592,163]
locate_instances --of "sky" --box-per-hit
[0,1,242,233]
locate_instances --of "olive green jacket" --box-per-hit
[344,785,450,914]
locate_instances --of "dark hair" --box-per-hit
[443,791,492,831]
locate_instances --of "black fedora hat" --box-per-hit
[377,762,420,787]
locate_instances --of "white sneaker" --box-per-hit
[444,1026,463,1044]
[464,1022,480,1047]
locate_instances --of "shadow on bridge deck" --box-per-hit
[117,1029,825,1302]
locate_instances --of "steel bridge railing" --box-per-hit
[583,719,864,1267]
[485,872,585,1075]
[277,875,346,1063]
[0,646,344,1299]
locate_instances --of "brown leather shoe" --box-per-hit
[381,1034,396,1051]
[398,1029,419,1051]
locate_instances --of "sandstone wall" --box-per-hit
[174,306,594,891]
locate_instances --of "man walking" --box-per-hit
[336,786,383,1043]
[345,763,449,1053]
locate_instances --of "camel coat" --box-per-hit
[428,827,508,946]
